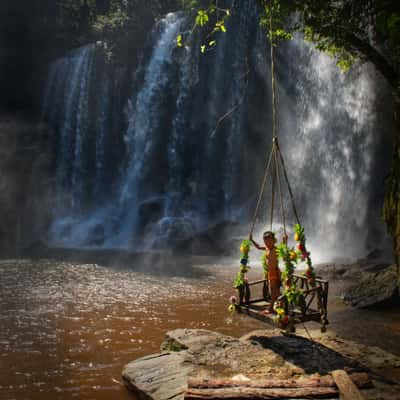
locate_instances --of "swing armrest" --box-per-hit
[247,279,268,286]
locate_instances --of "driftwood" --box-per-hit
[184,372,371,400]
[332,370,365,400]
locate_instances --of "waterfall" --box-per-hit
[289,41,381,260]
[42,44,123,246]
[41,3,393,260]
[42,45,96,215]
[114,13,187,246]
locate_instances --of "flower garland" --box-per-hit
[273,300,289,326]
[229,239,251,313]
[294,224,316,285]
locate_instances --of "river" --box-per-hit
[0,257,399,400]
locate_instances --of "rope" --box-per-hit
[268,1,278,230]
[274,141,287,235]
[249,148,274,237]
[270,1,278,140]
[269,143,277,229]
[248,0,301,237]
[276,142,301,226]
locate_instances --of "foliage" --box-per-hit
[176,1,231,53]
[182,0,399,89]
[276,242,296,284]
[26,0,181,61]
[233,239,251,289]
[259,0,294,43]
[93,5,130,37]
[293,223,315,283]
[285,286,303,306]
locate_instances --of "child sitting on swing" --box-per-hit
[250,231,287,313]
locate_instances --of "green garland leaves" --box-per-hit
[233,239,251,289]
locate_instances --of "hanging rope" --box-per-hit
[274,142,287,235]
[269,142,277,230]
[276,142,301,226]
[249,148,274,237]
[269,2,278,141]
[248,0,301,237]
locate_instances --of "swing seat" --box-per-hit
[236,273,329,333]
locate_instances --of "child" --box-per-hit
[250,231,286,313]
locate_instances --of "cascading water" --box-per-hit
[115,13,187,246]
[43,45,96,213]
[41,1,393,260]
[247,34,393,262]
[282,39,388,261]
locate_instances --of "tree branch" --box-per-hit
[341,31,398,90]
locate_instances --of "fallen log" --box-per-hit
[332,370,365,400]
[184,386,339,399]
[184,372,371,400]
[187,372,371,390]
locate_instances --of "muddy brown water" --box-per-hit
[0,257,399,400]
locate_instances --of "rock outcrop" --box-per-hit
[316,261,399,308]
[122,328,400,400]
[342,264,398,308]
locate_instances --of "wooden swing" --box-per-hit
[231,3,329,333]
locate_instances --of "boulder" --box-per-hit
[122,352,192,400]
[173,221,240,255]
[343,264,399,308]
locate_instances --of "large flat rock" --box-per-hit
[122,329,400,400]
[123,352,192,400]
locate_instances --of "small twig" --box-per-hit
[210,66,250,138]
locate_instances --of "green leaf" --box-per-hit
[200,44,206,53]
[215,20,226,33]
[176,34,183,47]
[196,10,209,27]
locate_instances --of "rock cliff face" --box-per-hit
[0,115,51,255]
[384,96,400,273]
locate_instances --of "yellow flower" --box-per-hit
[228,304,236,313]
[275,307,285,316]
[240,245,250,254]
